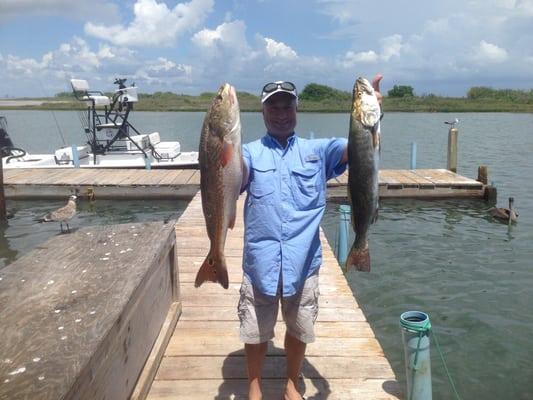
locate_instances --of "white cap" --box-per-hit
[261,81,298,104]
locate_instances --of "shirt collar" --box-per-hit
[265,132,296,150]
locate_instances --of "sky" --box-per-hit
[0,0,532,98]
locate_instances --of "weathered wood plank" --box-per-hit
[2,168,484,200]
[147,378,402,400]
[0,220,178,400]
[155,355,395,380]
[165,335,384,357]
[172,320,376,338]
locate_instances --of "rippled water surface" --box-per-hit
[1,110,532,399]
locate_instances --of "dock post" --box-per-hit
[0,156,6,221]
[410,142,417,170]
[144,156,151,170]
[447,127,458,173]
[71,145,80,168]
[477,165,488,184]
[336,205,351,264]
[400,311,432,400]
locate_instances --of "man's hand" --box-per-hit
[372,74,383,106]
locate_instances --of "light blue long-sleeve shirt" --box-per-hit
[242,133,347,296]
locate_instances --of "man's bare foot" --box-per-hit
[284,380,303,400]
[248,380,262,400]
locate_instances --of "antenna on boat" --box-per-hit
[38,79,67,147]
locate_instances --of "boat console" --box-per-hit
[70,78,182,164]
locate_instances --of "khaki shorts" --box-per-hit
[238,274,320,344]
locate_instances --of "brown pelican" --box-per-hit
[489,197,518,223]
[39,195,77,232]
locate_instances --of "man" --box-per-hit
[239,76,382,400]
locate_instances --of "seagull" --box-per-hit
[444,118,459,127]
[38,195,77,233]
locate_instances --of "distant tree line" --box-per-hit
[54,84,533,104]
[467,87,533,103]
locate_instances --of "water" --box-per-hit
[1,110,533,399]
[0,199,187,268]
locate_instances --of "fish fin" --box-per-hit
[194,251,229,289]
[228,205,237,230]
[345,242,371,272]
[372,130,380,150]
[372,208,379,224]
[220,142,234,167]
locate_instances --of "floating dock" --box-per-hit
[1,167,490,200]
[143,193,401,399]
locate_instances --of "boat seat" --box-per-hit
[71,79,110,107]
[82,95,110,106]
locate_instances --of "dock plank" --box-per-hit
[2,167,486,200]
[148,378,401,400]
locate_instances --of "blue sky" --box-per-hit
[1,0,532,97]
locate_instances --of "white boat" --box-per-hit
[1,78,199,170]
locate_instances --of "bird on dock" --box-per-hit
[38,195,77,233]
[444,118,459,128]
[489,197,518,224]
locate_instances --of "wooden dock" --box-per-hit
[2,167,489,200]
[142,193,402,399]
[0,220,179,400]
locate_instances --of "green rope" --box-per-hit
[432,329,462,400]
[400,317,462,400]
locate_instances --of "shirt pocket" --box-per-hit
[290,161,325,210]
[249,162,276,204]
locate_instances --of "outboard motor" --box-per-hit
[0,116,26,161]
[0,117,15,156]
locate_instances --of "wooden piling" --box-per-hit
[477,165,488,185]
[447,127,458,173]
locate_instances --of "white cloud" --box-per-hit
[135,57,192,85]
[474,40,508,63]
[341,50,378,67]
[380,34,403,61]
[5,54,46,76]
[263,38,298,60]
[0,0,120,23]
[192,20,250,56]
[85,0,214,47]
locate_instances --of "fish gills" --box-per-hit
[346,77,380,272]
[195,83,243,289]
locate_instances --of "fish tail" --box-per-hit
[345,241,371,272]
[194,250,229,289]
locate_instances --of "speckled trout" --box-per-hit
[195,83,242,289]
[346,77,381,272]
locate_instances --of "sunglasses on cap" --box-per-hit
[262,81,297,93]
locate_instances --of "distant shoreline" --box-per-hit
[0,97,532,113]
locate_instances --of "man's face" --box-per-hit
[262,92,297,140]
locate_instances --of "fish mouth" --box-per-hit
[355,77,374,96]
[218,83,237,105]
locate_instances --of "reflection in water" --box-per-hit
[0,199,187,270]
[0,221,19,266]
